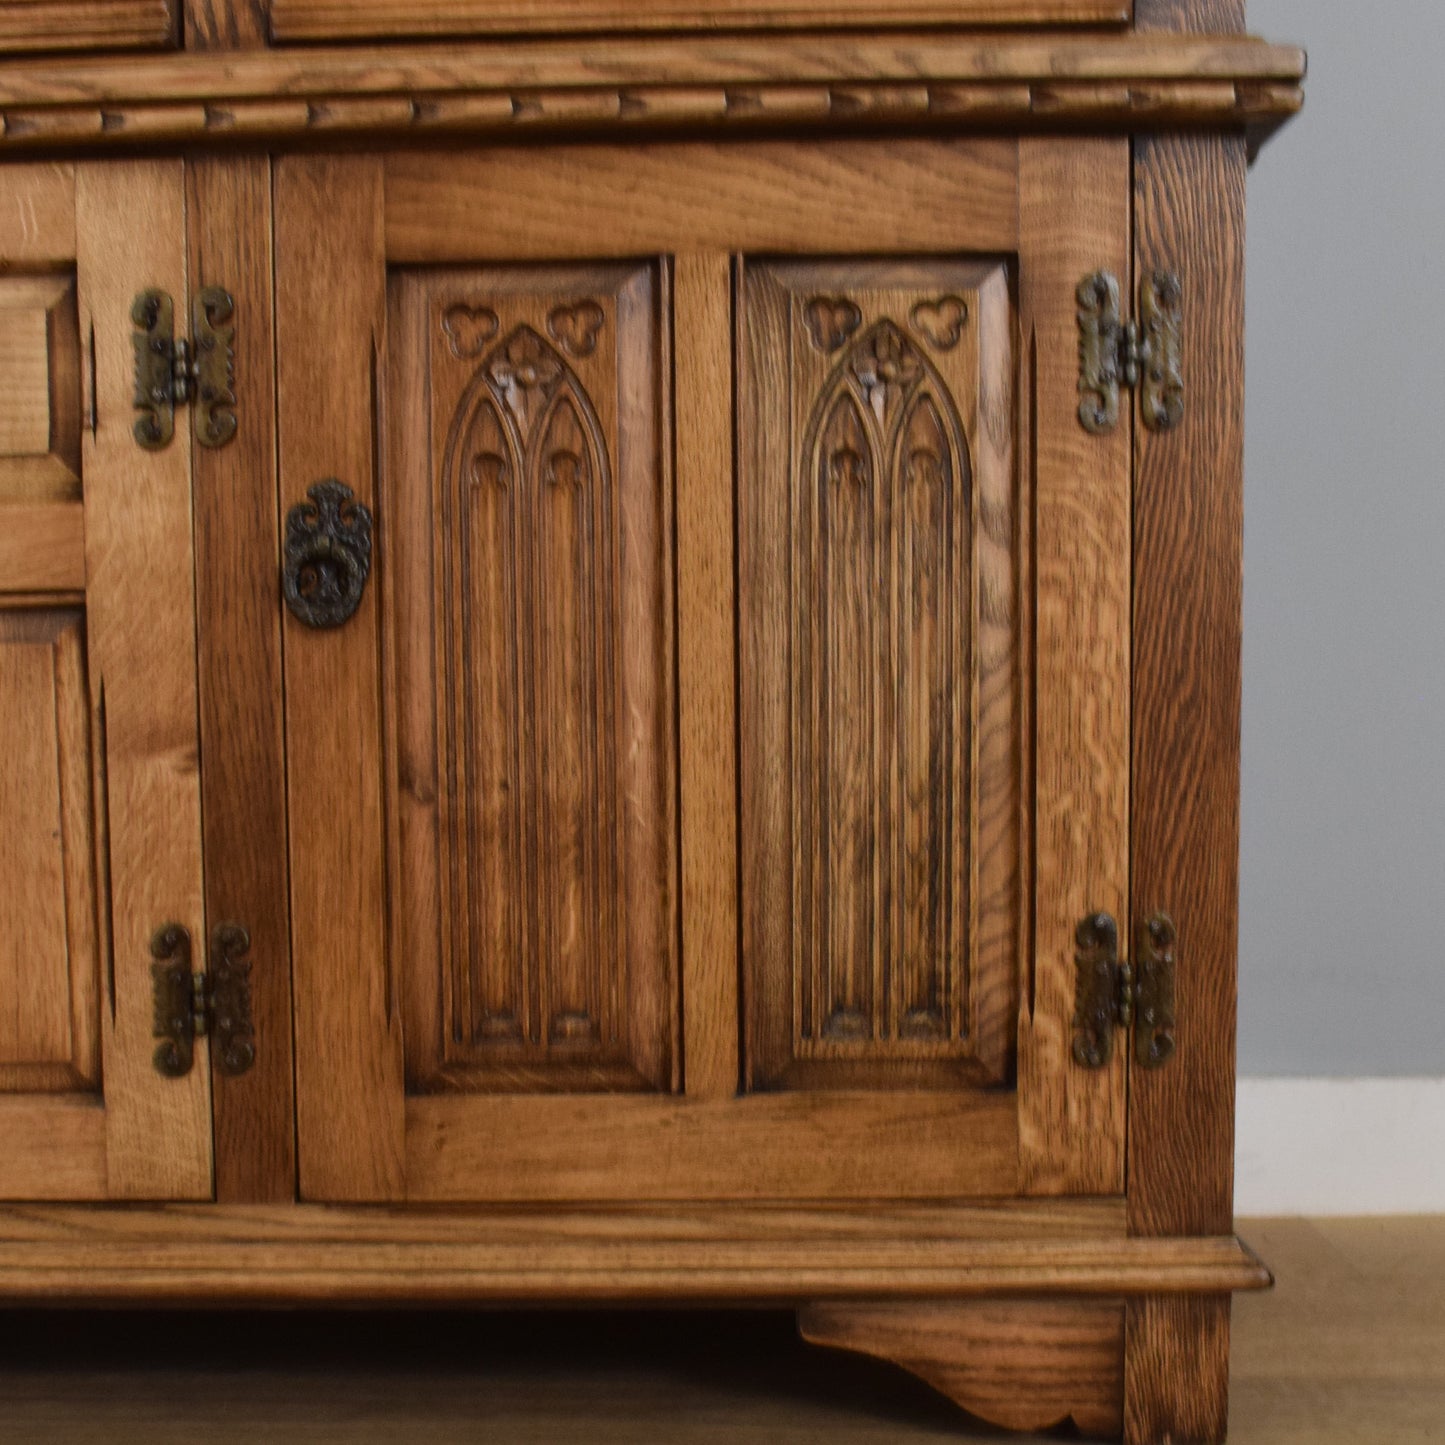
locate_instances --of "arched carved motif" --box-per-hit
[438,323,618,1056]
[793,319,973,1053]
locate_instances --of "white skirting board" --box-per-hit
[1235,1077,1445,1216]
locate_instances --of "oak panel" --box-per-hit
[405,1091,1021,1202]
[0,502,85,592]
[275,154,405,1202]
[387,263,677,1095]
[1015,139,1131,1197]
[0,164,74,265]
[0,1098,107,1200]
[272,0,1130,42]
[188,155,297,1204]
[0,1202,1277,1306]
[0,275,81,505]
[0,609,99,1095]
[0,0,176,54]
[739,258,1019,1093]
[384,142,1018,263]
[76,159,211,1201]
[673,253,739,1102]
[1129,133,1247,1242]
[801,1298,1125,1437]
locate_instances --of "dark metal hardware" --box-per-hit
[1133,912,1178,1069]
[150,922,198,1078]
[1071,911,1178,1070]
[131,286,236,451]
[150,921,256,1079]
[282,480,374,629]
[209,923,256,1077]
[1076,270,1183,436]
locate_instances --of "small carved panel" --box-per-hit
[741,259,1021,1092]
[0,608,101,1094]
[0,276,81,503]
[389,262,675,1095]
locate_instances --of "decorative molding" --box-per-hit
[0,36,1306,153]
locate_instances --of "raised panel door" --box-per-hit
[0,161,213,1201]
[278,138,1130,1204]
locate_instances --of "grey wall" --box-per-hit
[1239,0,1445,1075]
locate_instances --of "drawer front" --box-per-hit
[0,0,177,54]
[268,0,1130,43]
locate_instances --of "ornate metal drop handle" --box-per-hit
[282,480,374,629]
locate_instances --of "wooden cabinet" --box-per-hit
[0,5,1304,1441]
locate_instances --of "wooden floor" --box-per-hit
[0,1217,1439,1442]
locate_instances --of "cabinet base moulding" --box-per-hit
[0,1202,1270,1306]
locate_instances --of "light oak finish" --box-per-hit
[800,1299,1126,1437]
[0,0,176,54]
[0,503,86,592]
[0,1201,1269,1303]
[188,154,297,1204]
[0,1218,1424,1444]
[0,0,1303,1435]
[0,36,1306,153]
[673,250,739,1103]
[76,160,212,1201]
[0,272,81,505]
[0,162,74,264]
[274,154,405,1203]
[271,0,1129,42]
[1016,137,1131,1198]
[382,141,1017,264]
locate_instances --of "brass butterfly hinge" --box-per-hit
[132,286,237,450]
[1071,911,1178,1070]
[150,922,256,1079]
[1076,271,1184,435]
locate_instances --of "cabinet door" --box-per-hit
[0,162,212,1201]
[276,139,1129,1203]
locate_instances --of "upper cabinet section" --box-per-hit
[267,0,1128,43]
[0,0,176,54]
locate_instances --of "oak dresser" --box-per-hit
[0,1,1304,1439]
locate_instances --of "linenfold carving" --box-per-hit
[794,315,972,1054]
[439,319,617,1058]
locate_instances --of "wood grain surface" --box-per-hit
[0,1219,1430,1443]
[271,0,1129,40]
[0,1200,1270,1303]
[274,155,405,1202]
[0,37,1305,154]
[801,1298,1125,1437]
[0,0,175,54]
[1016,138,1131,1198]
[188,155,296,1204]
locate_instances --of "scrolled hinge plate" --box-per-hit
[149,920,256,1079]
[1134,912,1178,1069]
[209,922,256,1077]
[1072,911,1126,1069]
[132,289,177,451]
[1076,270,1184,436]
[191,286,238,449]
[131,286,236,451]
[1071,910,1178,1071]
[150,922,198,1078]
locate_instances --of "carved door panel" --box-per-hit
[277,139,1130,1204]
[0,162,213,1201]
